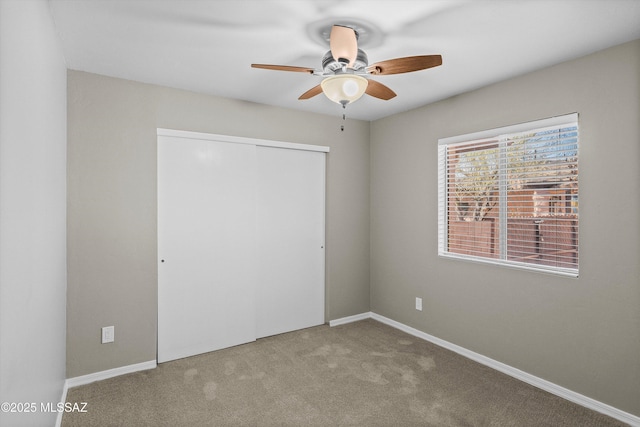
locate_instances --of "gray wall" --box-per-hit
[67,71,371,377]
[0,1,68,426]
[370,39,640,417]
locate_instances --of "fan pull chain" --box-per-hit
[341,103,346,132]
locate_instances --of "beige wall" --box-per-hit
[67,71,371,377]
[370,39,640,416]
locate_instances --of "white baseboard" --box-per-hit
[329,311,639,426]
[65,360,157,389]
[55,379,69,427]
[329,311,372,327]
[55,360,156,427]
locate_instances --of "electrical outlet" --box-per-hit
[415,297,423,311]
[101,326,114,344]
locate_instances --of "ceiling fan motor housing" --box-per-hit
[322,49,368,73]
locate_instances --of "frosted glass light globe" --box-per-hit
[320,75,368,105]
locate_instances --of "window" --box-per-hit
[438,114,578,277]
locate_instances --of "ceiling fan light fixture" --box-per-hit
[320,75,368,105]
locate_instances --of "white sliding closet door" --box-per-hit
[158,130,327,363]
[158,136,257,363]
[255,146,325,338]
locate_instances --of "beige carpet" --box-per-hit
[63,319,627,426]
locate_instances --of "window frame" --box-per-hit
[438,113,579,277]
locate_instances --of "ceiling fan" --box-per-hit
[251,24,442,107]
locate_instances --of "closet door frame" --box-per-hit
[157,129,329,363]
[158,129,330,154]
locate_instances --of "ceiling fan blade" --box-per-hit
[298,84,323,100]
[330,25,358,67]
[367,55,442,75]
[365,80,397,100]
[251,64,315,74]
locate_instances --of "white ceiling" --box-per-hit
[49,0,640,121]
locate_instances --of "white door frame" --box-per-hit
[157,129,329,363]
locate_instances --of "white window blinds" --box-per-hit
[438,114,579,277]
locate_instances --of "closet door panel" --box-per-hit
[255,146,326,338]
[158,136,257,363]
